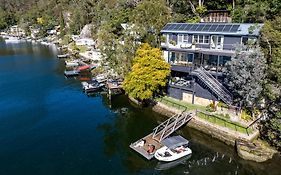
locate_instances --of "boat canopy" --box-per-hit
[161,136,189,149]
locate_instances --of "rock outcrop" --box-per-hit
[236,140,277,162]
[80,24,92,39]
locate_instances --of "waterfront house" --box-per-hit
[160,23,263,106]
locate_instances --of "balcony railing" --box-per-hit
[161,42,237,53]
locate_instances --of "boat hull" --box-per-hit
[154,146,192,162]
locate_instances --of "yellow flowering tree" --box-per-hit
[123,43,170,100]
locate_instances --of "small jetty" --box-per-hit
[130,112,193,160]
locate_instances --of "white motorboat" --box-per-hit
[81,79,105,93]
[95,74,107,83]
[65,60,79,67]
[154,136,192,162]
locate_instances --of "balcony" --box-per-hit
[169,78,193,91]
[161,42,236,57]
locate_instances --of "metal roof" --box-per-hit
[161,23,263,36]
[161,135,189,149]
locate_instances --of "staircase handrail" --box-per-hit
[192,68,233,104]
[199,67,233,99]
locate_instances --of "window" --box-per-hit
[183,35,189,43]
[193,35,209,44]
[193,35,198,43]
[204,36,210,43]
[199,35,204,43]
[178,34,183,43]
[178,34,189,43]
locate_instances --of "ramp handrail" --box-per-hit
[152,113,192,142]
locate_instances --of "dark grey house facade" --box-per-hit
[160,23,263,106]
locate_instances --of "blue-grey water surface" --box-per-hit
[0,41,280,175]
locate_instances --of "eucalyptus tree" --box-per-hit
[259,16,281,151]
[224,46,267,109]
[130,0,171,47]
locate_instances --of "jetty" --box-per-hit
[130,112,193,160]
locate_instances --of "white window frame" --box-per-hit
[193,35,209,44]
[178,34,189,44]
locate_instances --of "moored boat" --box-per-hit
[154,136,192,162]
[96,74,107,83]
[77,65,90,71]
[81,80,105,93]
[65,60,79,67]
[64,70,80,77]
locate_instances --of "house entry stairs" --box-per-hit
[192,67,233,105]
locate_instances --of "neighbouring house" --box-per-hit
[9,25,25,36]
[75,38,95,46]
[201,10,232,23]
[160,23,263,106]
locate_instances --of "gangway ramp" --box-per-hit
[130,112,193,160]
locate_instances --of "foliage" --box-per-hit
[260,112,281,151]
[241,109,252,121]
[232,0,281,23]
[131,0,171,47]
[123,43,170,100]
[224,46,267,108]
[260,16,281,151]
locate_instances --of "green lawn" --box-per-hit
[197,112,253,134]
[156,96,206,111]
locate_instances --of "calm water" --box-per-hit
[0,41,280,175]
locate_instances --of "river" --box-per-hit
[0,41,280,175]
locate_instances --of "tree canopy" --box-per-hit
[259,16,281,151]
[224,46,267,108]
[122,43,170,100]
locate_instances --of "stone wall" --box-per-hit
[153,102,259,146]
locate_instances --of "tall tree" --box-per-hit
[131,0,171,47]
[260,16,281,151]
[224,46,267,109]
[123,43,170,100]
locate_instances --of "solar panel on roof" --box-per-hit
[162,24,171,30]
[178,24,186,30]
[196,24,205,31]
[162,23,241,33]
[190,24,199,31]
[169,24,177,30]
[222,25,232,32]
[230,25,240,32]
[194,24,202,31]
[202,24,212,32]
[184,24,193,30]
[209,25,219,32]
[215,25,225,32]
